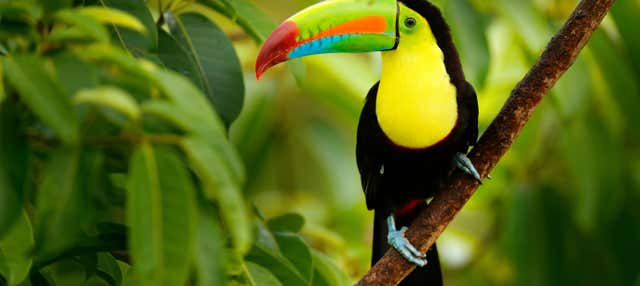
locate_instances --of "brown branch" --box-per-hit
[356,0,616,285]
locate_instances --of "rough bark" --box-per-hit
[356,0,616,285]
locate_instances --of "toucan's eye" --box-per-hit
[404,17,416,28]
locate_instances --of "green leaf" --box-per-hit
[167,12,245,127]
[156,29,203,92]
[198,0,275,42]
[53,10,111,43]
[310,250,350,286]
[611,0,640,75]
[181,137,251,255]
[126,144,197,286]
[143,67,246,183]
[194,202,227,286]
[52,53,100,96]
[267,213,305,233]
[4,56,79,144]
[274,232,313,284]
[39,0,72,13]
[0,102,28,237]
[78,7,146,34]
[0,211,33,286]
[246,243,307,286]
[97,0,158,53]
[0,60,5,104]
[95,253,123,286]
[75,86,141,121]
[33,147,86,259]
[495,0,550,53]
[246,262,284,286]
[144,67,226,137]
[588,30,640,140]
[443,0,490,87]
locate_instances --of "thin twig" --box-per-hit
[356,0,616,285]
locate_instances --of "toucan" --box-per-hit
[256,0,480,285]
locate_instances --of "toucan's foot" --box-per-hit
[386,215,427,267]
[454,152,482,183]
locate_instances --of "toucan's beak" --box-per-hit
[256,0,398,79]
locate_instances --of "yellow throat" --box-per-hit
[376,9,458,149]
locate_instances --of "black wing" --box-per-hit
[356,82,383,210]
[460,81,479,149]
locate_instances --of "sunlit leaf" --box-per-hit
[78,7,146,34]
[4,56,79,144]
[197,0,275,42]
[53,9,111,42]
[0,211,33,286]
[495,0,550,53]
[75,86,141,121]
[167,12,244,127]
[96,0,157,53]
[126,144,197,286]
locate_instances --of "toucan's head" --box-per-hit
[255,0,436,79]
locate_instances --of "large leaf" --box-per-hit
[246,262,284,286]
[78,7,146,34]
[194,202,227,286]
[267,213,305,233]
[97,0,158,54]
[52,9,111,43]
[126,144,197,286]
[181,137,251,255]
[33,147,87,260]
[75,86,141,122]
[0,101,28,237]
[273,232,313,284]
[52,53,100,96]
[167,12,244,127]
[0,211,33,286]
[246,243,308,286]
[199,0,275,42]
[4,56,79,144]
[310,250,350,286]
[143,67,245,183]
[156,29,202,90]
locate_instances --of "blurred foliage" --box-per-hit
[0,0,638,286]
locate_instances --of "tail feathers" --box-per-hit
[372,204,443,286]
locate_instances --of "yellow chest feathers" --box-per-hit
[375,18,457,149]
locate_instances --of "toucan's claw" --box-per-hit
[386,215,427,267]
[454,152,482,183]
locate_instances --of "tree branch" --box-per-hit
[356,0,616,285]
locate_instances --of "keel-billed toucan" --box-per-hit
[256,0,480,284]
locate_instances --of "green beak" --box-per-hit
[256,0,399,79]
